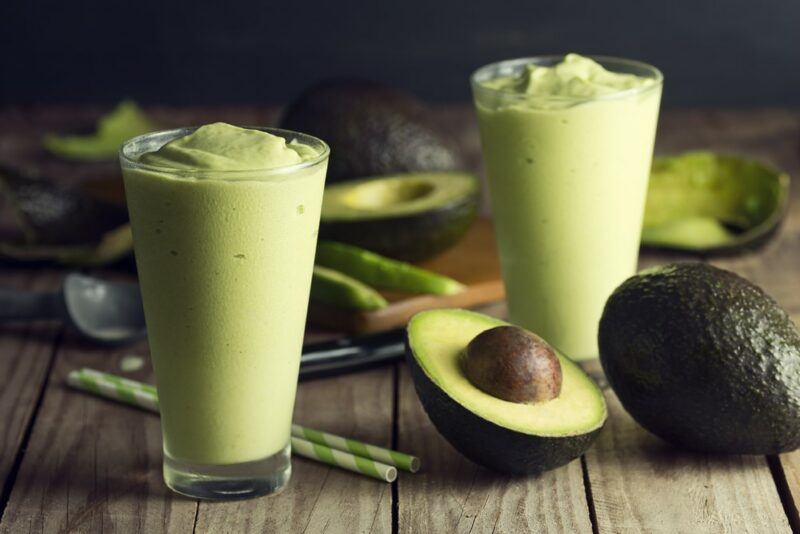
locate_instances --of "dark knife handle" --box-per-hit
[300,328,406,380]
[0,288,64,322]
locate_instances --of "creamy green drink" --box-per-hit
[120,123,328,499]
[472,54,662,361]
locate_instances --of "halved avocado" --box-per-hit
[320,172,479,262]
[642,151,789,253]
[406,309,607,474]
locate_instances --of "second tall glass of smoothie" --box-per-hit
[120,123,328,499]
[472,54,662,361]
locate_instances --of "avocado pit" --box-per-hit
[463,325,562,403]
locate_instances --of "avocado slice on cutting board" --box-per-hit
[310,266,388,311]
[321,172,479,262]
[599,263,800,454]
[316,241,464,295]
[406,309,607,474]
[642,151,789,253]
[279,79,464,184]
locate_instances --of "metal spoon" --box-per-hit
[0,273,146,345]
[0,273,406,374]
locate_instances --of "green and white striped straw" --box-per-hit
[66,368,402,483]
[293,424,419,473]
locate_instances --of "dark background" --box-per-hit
[2,0,798,108]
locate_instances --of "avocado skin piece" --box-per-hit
[406,346,601,474]
[280,79,464,184]
[321,193,478,262]
[641,152,790,255]
[599,263,800,454]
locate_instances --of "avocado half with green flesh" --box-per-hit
[599,263,800,454]
[279,79,464,184]
[321,172,479,262]
[406,309,607,474]
[642,151,789,253]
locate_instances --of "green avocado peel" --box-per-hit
[642,151,789,253]
[44,100,157,161]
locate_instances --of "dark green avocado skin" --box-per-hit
[280,79,464,184]
[599,262,800,454]
[320,193,478,262]
[406,343,602,474]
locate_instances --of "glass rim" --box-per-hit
[470,54,663,103]
[119,125,330,177]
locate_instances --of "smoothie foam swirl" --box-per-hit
[482,53,655,98]
[139,122,318,172]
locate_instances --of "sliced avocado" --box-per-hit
[320,172,479,262]
[599,263,800,454]
[279,79,464,184]
[43,100,157,162]
[407,309,607,474]
[310,266,388,311]
[316,240,464,295]
[642,151,789,253]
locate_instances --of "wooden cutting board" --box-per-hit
[307,218,505,334]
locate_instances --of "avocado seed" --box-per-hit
[463,326,562,403]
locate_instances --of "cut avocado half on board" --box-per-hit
[320,172,479,262]
[310,266,388,311]
[43,100,157,162]
[642,151,789,253]
[406,309,607,474]
[316,241,464,295]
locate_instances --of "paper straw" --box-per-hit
[290,437,396,482]
[66,368,404,482]
[292,424,419,473]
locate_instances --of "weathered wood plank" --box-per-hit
[193,367,393,534]
[778,450,800,530]
[585,393,791,534]
[396,365,593,534]
[0,271,61,506]
[0,337,197,534]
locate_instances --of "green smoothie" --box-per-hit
[121,124,328,486]
[472,54,662,361]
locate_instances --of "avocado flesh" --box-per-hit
[599,263,800,454]
[316,241,464,295]
[43,100,157,162]
[642,151,789,253]
[321,172,479,262]
[310,266,388,311]
[407,309,607,474]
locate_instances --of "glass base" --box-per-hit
[163,443,291,500]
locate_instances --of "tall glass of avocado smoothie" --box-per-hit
[120,123,328,499]
[471,54,662,361]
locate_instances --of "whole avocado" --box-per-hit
[279,79,464,183]
[599,262,800,454]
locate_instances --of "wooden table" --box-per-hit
[0,106,799,533]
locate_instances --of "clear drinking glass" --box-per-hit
[471,56,663,361]
[120,127,329,499]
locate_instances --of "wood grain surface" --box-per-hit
[0,106,798,533]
